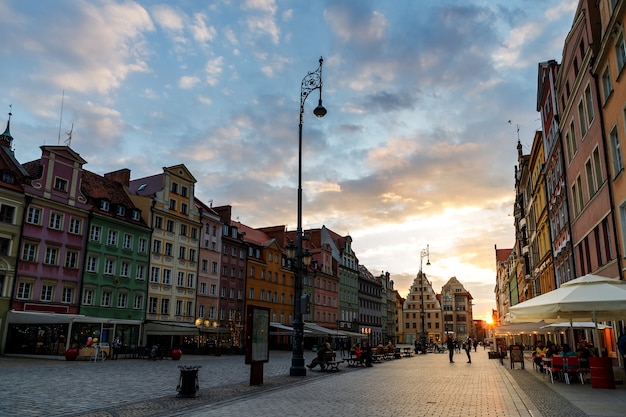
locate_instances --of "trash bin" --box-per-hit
[176,365,201,398]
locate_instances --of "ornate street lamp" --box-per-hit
[290,57,326,377]
[419,245,431,353]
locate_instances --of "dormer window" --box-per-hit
[100,200,110,211]
[116,205,126,216]
[1,171,15,184]
[54,177,68,192]
[131,210,141,221]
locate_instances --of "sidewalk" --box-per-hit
[506,354,626,417]
[1,347,624,416]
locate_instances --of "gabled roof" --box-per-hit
[496,248,513,263]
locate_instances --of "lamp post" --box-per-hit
[289,57,326,377]
[419,245,430,352]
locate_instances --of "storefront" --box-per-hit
[2,310,142,357]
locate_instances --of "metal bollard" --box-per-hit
[176,365,201,398]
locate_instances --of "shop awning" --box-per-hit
[6,310,142,325]
[270,322,312,335]
[337,330,364,338]
[143,321,200,336]
[304,323,341,336]
[494,321,548,335]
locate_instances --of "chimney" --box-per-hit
[104,168,131,186]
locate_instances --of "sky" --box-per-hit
[0,0,578,321]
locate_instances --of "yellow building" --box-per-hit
[128,165,201,342]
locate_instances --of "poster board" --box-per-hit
[245,306,269,364]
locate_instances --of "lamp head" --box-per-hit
[313,99,327,118]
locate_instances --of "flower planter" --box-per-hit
[170,349,182,360]
[65,348,79,361]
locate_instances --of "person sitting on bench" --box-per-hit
[308,342,333,370]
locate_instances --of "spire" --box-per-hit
[0,105,13,149]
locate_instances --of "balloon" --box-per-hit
[87,337,92,342]
[86,340,93,346]
[93,338,98,343]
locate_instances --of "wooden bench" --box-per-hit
[323,359,344,372]
[343,353,364,367]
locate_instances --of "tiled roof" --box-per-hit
[129,173,162,196]
[496,248,512,263]
[81,170,147,226]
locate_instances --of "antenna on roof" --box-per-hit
[208,199,213,208]
[64,123,73,147]
[57,90,65,145]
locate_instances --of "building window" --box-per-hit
[104,258,115,275]
[180,224,188,237]
[22,242,37,262]
[100,200,110,211]
[154,216,163,229]
[116,205,126,216]
[200,282,207,295]
[0,204,15,224]
[102,291,112,307]
[49,212,63,230]
[132,210,141,221]
[89,225,101,242]
[41,284,53,302]
[17,281,31,300]
[181,202,188,214]
[187,273,194,288]
[136,264,145,281]
[166,219,174,232]
[69,218,82,234]
[117,293,127,308]
[134,294,144,310]
[610,126,624,177]
[138,238,147,253]
[171,182,178,194]
[86,255,98,272]
[152,240,161,254]
[178,272,185,286]
[54,177,68,191]
[210,284,217,296]
[181,186,188,197]
[163,269,172,285]
[176,300,183,316]
[123,234,133,250]
[165,242,173,257]
[189,249,196,262]
[107,230,118,246]
[150,267,160,283]
[578,100,588,137]
[26,207,42,225]
[160,298,169,315]
[65,251,78,269]
[0,237,10,256]
[169,199,176,210]
[616,34,626,73]
[148,297,158,314]
[179,246,186,259]
[602,67,613,103]
[120,262,130,277]
[62,287,74,304]
[82,288,94,305]
[44,247,58,265]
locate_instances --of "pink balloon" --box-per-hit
[87,337,93,342]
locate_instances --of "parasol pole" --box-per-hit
[593,311,602,358]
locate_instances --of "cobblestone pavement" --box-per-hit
[1,347,624,417]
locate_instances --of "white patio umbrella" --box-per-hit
[509,274,626,356]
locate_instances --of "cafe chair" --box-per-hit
[564,356,584,384]
[547,356,564,383]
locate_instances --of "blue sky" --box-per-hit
[0,0,577,319]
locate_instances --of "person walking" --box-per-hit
[446,335,455,363]
[464,336,472,363]
[112,336,122,360]
[618,328,626,371]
